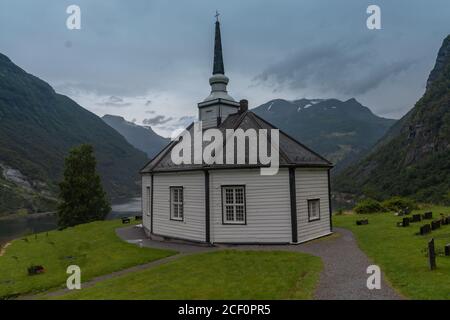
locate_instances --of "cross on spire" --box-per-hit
[215,10,220,22]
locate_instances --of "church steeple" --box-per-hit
[213,14,225,75]
[198,12,240,128]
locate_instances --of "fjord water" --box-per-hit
[0,197,142,244]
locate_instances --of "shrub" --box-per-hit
[381,196,417,212]
[354,199,385,214]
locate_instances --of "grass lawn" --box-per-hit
[55,250,322,300]
[0,220,176,298]
[334,206,450,300]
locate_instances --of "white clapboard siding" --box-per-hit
[152,171,205,242]
[210,168,291,243]
[141,174,152,234]
[296,168,331,243]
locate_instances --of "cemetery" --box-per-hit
[334,205,450,299]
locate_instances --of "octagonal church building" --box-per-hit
[140,17,333,244]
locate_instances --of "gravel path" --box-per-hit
[117,225,403,300]
[292,228,403,300]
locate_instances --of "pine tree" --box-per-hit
[57,144,111,228]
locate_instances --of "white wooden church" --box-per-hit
[140,17,333,244]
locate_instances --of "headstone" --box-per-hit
[356,219,369,226]
[135,215,142,221]
[445,244,450,256]
[428,238,436,270]
[397,217,410,227]
[121,217,131,224]
[402,217,410,227]
[431,220,441,230]
[442,216,449,225]
[423,211,433,220]
[28,265,45,276]
[411,214,421,222]
[420,224,431,235]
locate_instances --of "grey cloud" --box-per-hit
[145,110,155,114]
[55,81,149,98]
[2,0,448,120]
[256,39,416,95]
[96,95,131,107]
[145,100,152,106]
[143,115,174,126]
[178,115,197,126]
[150,116,197,134]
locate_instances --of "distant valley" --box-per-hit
[335,35,450,205]
[0,53,148,215]
[102,115,169,159]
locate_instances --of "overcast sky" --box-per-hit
[1,0,449,137]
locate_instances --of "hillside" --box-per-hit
[335,35,450,204]
[253,98,395,171]
[0,53,148,215]
[102,115,169,158]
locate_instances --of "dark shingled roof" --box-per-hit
[140,111,332,173]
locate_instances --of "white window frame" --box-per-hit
[170,186,184,221]
[222,185,246,225]
[308,199,321,222]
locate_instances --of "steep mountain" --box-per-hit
[335,35,450,204]
[102,115,169,158]
[253,98,395,171]
[0,53,148,215]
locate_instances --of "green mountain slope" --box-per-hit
[0,53,148,215]
[253,98,395,171]
[335,35,450,204]
[102,115,169,158]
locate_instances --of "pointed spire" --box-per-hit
[213,13,225,75]
[200,13,238,105]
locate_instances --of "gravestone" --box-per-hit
[445,244,450,256]
[423,212,433,220]
[428,238,436,270]
[356,219,369,226]
[397,217,410,227]
[28,265,45,276]
[411,214,421,222]
[420,224,431,235]
[121,217,131,224]
[431,220,441,230]
[402,217,410,227]
[442,216,449,225]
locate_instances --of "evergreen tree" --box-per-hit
[57,144,111,228]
